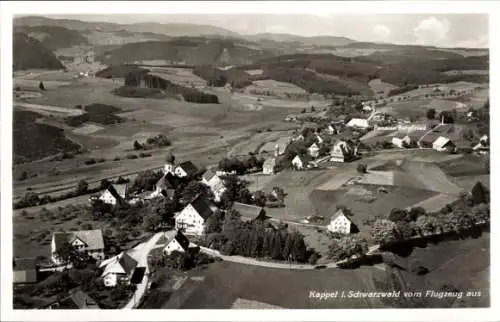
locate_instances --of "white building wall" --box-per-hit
[99,190,117,205]
[175,205,205,235]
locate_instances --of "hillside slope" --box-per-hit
[14,25,89,50]
[13,32,65,71]
[96,38,278,66]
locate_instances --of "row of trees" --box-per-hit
[372,182,490,246]
[14,179,98,209]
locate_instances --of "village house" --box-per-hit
[99,184,128,205]
[327,209,357,234]
[362,102,374,112]
[315,133,324,145]
[262,157,277,175]
[308,142,320,158]
[391,134,412,148]
[163,230,191,255]
[175,194,218,236]
[148,172,183,200]
[174,161,199,178]
[201,169,226,202]
[291,154,314,170]
[274,137,291,156]
[291,133,305,142]
[99,251,138,287]
[346,118,370,130]
[51,229,105,265]
[330,140,356,163]
[325,124,338,135]
[473,135,489,154]
[43,288,100,309]
[432,136,456,152]
[232,202,267,222]
[13,257,38,284]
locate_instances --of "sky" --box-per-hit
[46,13,489,48]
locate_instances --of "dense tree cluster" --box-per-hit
[218,155,264,175]
[208,210,310,263]
[387,84,419,97]
[122,72,220,104]
[328,235,368,262]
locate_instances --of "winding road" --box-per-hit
[122,232,164,309]
[199,244,381,270]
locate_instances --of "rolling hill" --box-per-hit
[14,16,237,38]
[14,25,89,50]
[243,33,356,47]
[95,37,279,66]
[13,32,65,71]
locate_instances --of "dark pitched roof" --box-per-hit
[119,252,138,275]
[13,257,38,284]
[174,230,190,251]
[202,169,217,182]
[67,288,100,309]
[53,232,71,251]
[189,194,215,220]
[14,257,37,270]
[105,184,125,203]
[156,172,183,190]
[296,153,313,164]
[232,202,265,221]
[177,161,199,176]
[130,267,146,284]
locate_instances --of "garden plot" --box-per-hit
[246,79,307,95]
[243,69,264,76]
[411,193,459,212]
[242,174,276,192]
[368,78,397,96]
[71,123,104,135]
[147,67,208,87]
[401,162,462,195]
[15,102,84,117]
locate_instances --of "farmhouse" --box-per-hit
[315,133,324,145]
[432,136,456,152]
[149,172,183,199]
[174,161,199,178]
[100,252,138,287]
[325,124,338,135]
[263,157,277,175]
[391,134,412,148]
[473,135,489,154]
[330,140,356,163]
[51,229,105,265]
[202,169,226,202]
[327,209,356,234]
[175,194,218,235]
[232,202,266,222]
[99,184,128,205]
[346,118,370,129]
[308,143,320,158]
[291,134,305,142]
[163,230,191,255]
[291,154,314,170]
[362,102,374,112]
[13,257,38,284]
